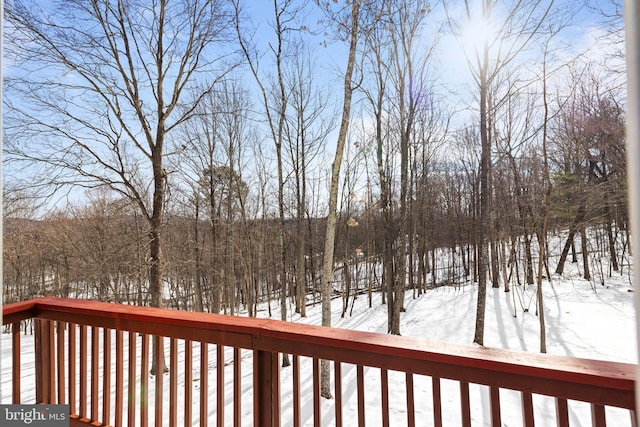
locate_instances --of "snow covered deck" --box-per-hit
[2,297,636,426]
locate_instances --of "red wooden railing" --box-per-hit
[2,297,636,426]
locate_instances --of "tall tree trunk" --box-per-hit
[320,0,359,399]
[536,55,551,354]
[193,196,204,312]
[474,40,490,346]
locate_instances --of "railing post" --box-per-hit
[254,349,280,427]
[34,319,54,403]
[12,322,21,404]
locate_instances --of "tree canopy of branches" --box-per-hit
[4,0,237,308]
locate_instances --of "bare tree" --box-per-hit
[316,0,363,399]
[233,0,313,367]
[445,0,555,346]
[385,0,432,334]
[4,0,235,309]
[4,0,236,375]
[283,46,333,317]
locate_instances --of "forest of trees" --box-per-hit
[2,0,630,349]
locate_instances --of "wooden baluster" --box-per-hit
[68,324,76,415]
[432,377,442,427]
[48,320,56,402]
[293,355,301,427]
[381,369,390,427]
[460,381,471,427]
[103,328,111,425]
[91,326,99,421]
[200,342,208,427]
[233,347,241,427]
[591,404,606,427]
[56,322,66,404]
[555,398,569,427]
[253,350,279,427]
[170,338,178,427]
[406,373,415,427]
[489,386,501,427]
[79,325,88,418]
[312,358,320,427]
[273,354,281,427]
[335,362,343,427]
[127,331,137,427]
[141,333,149,427]
[12,322,21,404]
[184,340,192,427]
[357,365,365,427]
[522,392,534,427]
[115,330,124,427]
[154,336,163,427]
[35,320,55,404]
[217,345,224,427]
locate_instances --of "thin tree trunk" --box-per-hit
[320,0,360,399]
[581,227,591,280]
[474,40,490,346]
[193,197,204,312]
[525,235,535,285]
[605,203,619,271]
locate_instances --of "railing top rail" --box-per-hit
[2,297,46,324]
[3,297,636,409]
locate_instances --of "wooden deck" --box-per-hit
[2,297,636,426]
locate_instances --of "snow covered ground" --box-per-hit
[1,257,637,426]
